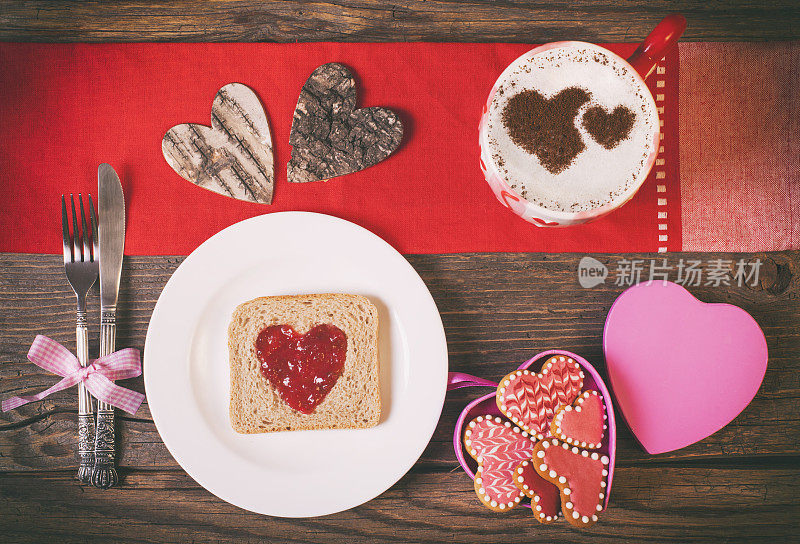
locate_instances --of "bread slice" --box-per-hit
[229,293,380,433]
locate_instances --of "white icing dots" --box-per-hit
[539,513,545,519]
[537,451,545,459]
[535,504,542,511]
[539,464,548,472]
[517,476,524,483]
[591,452,599,460]
[602,469,608,476]
[596,504,603,512]
[582,516,589,523]
[601,456,609,465]
[565,502,573,509]
[546,516,552,522]
[572,512,579,519]
[490,500,497,507]
[499,503,505,510]
[581,451,588,457]
[564,488,571,495]
[592,514,598,522]
[549,470,557,478]
[558,476,566,484]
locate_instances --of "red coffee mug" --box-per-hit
[478,14,687,227]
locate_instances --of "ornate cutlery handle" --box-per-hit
[76,309,95,484]
[91,311,119,489]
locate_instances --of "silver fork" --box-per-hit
[61,193,99,484]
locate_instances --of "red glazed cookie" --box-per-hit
[532,438,609,528]
[513,459,561,523]
[464,415,535,512]
[550,390,607,449]
[496,355,584,437]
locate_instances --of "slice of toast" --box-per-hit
[228,294,380,433]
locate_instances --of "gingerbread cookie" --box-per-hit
[513,459,561,523]
[497,356,584,437]
[463,415,534,512]
[532,438,609,528]
[550,390,607,449]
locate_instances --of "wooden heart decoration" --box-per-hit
[496,355,584,437]
[463,415,534,512]
[162,83,274,204]
[604,281,768,454]
[287,63,403,183]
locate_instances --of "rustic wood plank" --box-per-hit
[0,465,798,543]
[0,1,798,43]
[1,252,798,473]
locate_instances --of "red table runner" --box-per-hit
[0,43,679,255]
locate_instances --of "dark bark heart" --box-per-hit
[582,105,636,149]
[255,324,348,414]
[288,63,403,183]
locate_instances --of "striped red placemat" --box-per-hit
[0,42,680,255]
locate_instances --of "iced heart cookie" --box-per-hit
[513,459,561,523]
[551,390,606,449]
[497,355,584,437]
[463,415,534,512]
[533,438,609,528]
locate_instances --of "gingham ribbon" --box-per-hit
[2,335,144,415]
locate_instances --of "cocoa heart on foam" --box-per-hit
[582,105,635,149]
[162,83,275,204]
[287,63,403,183]
[496,355,584,437]
[604,281,768,454]
[463,415,535,512]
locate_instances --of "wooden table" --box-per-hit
[1,2,799,543]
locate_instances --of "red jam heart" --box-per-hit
[255,324,347,414]
[514,459,561,523]
[551,390,606,449]
[533,438,609,528]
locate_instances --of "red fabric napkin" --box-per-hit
[0,42,679,255]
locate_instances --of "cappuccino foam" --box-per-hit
[486,44,659,213]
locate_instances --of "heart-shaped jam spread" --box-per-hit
[255,324,347,414]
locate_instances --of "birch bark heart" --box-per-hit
[162,83,275,204]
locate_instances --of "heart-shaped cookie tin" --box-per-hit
[450,350,616,509]
[603,281,767,454]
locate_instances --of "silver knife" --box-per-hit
[91,163,125,489]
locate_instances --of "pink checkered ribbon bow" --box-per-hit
[2,335,144,415]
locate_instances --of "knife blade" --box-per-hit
[99,163,125,311]
[91,163,125,489]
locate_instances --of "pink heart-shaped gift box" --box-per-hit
[448,350,617,510]
[603,281,768,455]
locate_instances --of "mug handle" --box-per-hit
[447,372,498,390]
[628,13,687,79]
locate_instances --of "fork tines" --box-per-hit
[61,194,97,264]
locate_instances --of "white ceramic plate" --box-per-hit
[144,212,448,517]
